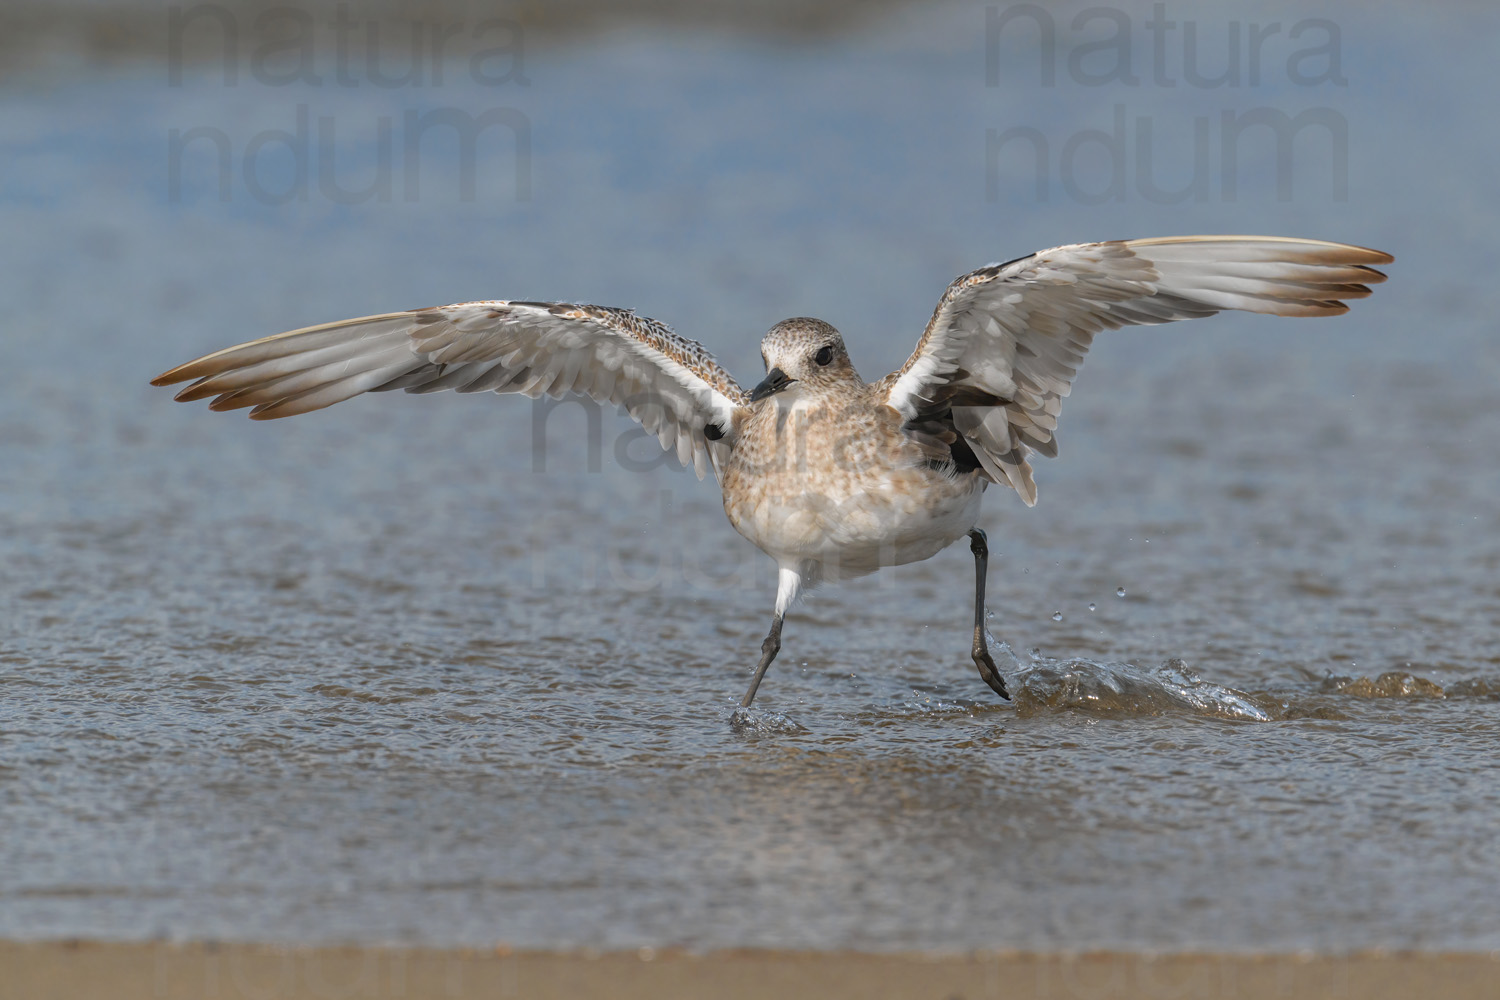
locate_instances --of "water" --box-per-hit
[3,0,1500,953]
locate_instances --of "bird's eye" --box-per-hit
[814,346,834,367]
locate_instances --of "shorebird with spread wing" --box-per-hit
[152,235,1391,710]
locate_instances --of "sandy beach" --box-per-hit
[2,942,1497,1000]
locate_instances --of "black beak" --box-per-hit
[750,367,794,403]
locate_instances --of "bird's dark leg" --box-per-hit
[739,613,784,709]
[968,528,1010,700]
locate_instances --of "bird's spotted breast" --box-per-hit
[721,388,984,579]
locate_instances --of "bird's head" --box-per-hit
[751,318,859,402]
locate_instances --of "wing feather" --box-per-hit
[152,301,750,483]
[883,236,1391,505]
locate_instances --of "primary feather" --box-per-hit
[151,300,748,483]
[879,236,1392,504]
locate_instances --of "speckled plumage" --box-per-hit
[152,235,1392,710]
[722,318,985,611]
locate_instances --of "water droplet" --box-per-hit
[1087,603,1097,612]
[1051,611,1063,621]
[1116,587,1126,598]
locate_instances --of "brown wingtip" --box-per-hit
[207,390,259,412]
[153,356,226,387]
[246,396,318,420]
[173,381,220,403]
[1335,246,1393,267]
[247,405,297,421]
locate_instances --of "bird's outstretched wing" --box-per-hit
[151,301,749,481]
[879,236,1392,505]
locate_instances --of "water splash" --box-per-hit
[997,643,1274,722]
[1320,672,1444,698]
[1320,672,1500,700]
[727,706,810,734]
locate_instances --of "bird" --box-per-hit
[151,235,1391,710]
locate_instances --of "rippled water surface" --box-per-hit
[2,0,1499,952]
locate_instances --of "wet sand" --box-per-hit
[2,941,1497,1000]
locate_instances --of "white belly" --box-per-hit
[726,472,985,581]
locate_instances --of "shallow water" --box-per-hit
[3,0,1500,953]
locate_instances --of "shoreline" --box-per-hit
[3,941,1497,999]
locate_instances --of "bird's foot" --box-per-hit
[972,642,1011,701]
